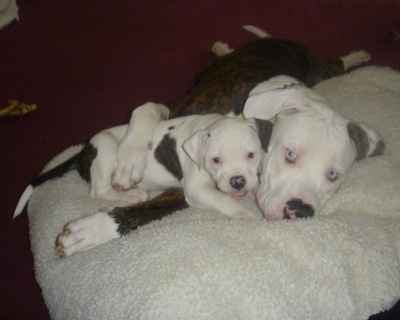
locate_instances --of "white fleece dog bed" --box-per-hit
[28,66,400,320]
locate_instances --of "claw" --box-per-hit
[54,242,66,258]
[54,227,70,258]
[61,226,71,236]
[113,184,123,192]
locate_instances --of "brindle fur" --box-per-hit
[110,188,188,235]
[168,38,345,117]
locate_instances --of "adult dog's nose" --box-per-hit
[230,176,246,190]
[284,198,314,219]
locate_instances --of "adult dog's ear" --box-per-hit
[250,118,273,153]
[347,121,385,160]
[242,77,321,121]
[182,130,210,169]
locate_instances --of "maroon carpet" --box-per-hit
[1,1,399,319]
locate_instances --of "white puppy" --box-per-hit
[243,75,384,220]
[15,103,269,256]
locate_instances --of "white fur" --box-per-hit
[14,185,33,218]
[243,75,382,220]
[55,211,119,257]
[211,41,234,57]
[111,102,169,190]
[341,50,371,70]
[242,25,272,38]
[211,25,271,58]
[180,117,262,215]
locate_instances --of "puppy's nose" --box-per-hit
[230,176,246,190]
[284,198,314,219]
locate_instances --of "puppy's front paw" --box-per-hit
[112,146,148,190]
[55,211,120,257]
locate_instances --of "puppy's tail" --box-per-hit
[13,152,79,219]
[14,185,34,219]
[242,25,272,38]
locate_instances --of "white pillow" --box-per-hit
[28,66,400,320]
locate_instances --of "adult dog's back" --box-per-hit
[168,27,361,117]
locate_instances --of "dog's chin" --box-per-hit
[229,189,248,198]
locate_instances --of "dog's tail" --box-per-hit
[13,153,79,218]
[242,25,272,38]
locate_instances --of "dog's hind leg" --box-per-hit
[211,25,272,57]
[306,50,371,86]
[211,41,234,57]
[340,50,371,70]
[112,102,170,191]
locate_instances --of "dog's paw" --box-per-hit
[112,145,148,190]
[55,211,119,257]
[211,41,234,57]
[342,50,371,70]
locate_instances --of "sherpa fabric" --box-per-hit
[28,66,400,320]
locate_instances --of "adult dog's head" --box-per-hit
[244,76,385,220]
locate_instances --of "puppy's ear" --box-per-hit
[182,130,210,169]
[246,118,273,153]
[347,121,385,161]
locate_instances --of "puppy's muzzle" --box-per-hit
[283,198,314,219]
[230,176,246,190]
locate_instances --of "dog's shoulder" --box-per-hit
[149,114,223,181]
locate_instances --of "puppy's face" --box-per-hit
[184,118,262,198]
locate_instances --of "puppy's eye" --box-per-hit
[285,149,296,163]
[328,170,339,182]
[247,152,255,159]
[212,157,220,164]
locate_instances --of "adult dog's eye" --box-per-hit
[212,157,220,164]
[328,170,339,182]
[285,149,296,163]
[247,152,255,159]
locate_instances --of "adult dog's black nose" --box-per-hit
[285,198,314,219]
[230,176,246,190]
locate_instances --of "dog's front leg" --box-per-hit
[184,175,261,220]
[55,188,188,257]
[112,102,170,190]
[109,187,189,235]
